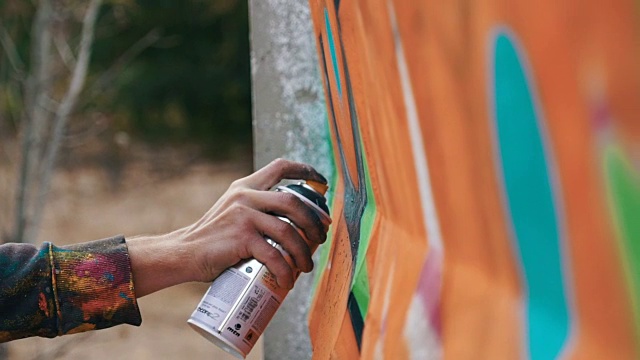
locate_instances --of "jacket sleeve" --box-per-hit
[0,235,142,342]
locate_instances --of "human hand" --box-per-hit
[127,158,330,297]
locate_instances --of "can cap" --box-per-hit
[283,183,330,216]
[305,180,329,195]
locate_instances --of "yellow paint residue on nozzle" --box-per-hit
[306,180,329,195]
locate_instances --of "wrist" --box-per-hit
[126,228,192,297]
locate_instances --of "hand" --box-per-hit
[127,158,330,297]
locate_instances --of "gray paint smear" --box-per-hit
[249,0,332,359]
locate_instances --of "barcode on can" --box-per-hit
[239,296,259,322]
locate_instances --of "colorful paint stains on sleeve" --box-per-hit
[0,236,141,342]
[51,236,142,335]
[0,242,58,341]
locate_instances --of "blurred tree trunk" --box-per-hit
[12,0,102,243]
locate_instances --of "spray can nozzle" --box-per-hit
[304,180,329,195]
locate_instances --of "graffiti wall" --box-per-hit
[307,0,640,359]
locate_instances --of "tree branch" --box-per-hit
[0,24,25,76]
[85,27,162,101]
[14,0,55,243]
[28,0,103,242]
[53,30,77,70]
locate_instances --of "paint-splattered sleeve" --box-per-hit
[0,235,142,342]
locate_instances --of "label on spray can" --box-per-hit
[188,181,331,359]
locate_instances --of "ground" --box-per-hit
[2,151,265,360]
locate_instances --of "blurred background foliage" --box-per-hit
[0,0,252,159]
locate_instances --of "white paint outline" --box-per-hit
[388,1,444,358]
[387,1,444,255]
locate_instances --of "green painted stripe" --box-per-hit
[311,127,376,316]
[349,146,376,318]
[604,145,640,338]
[312,113,340,293]
[344,139,377,320]
[352,260,370,319]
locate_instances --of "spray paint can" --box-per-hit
[188,180,331,359]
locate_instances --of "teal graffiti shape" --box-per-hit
[491,29,570,360]
[324,8,342,96]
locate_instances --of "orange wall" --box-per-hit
[308,0,640,359]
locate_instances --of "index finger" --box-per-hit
[243,158,327,190]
